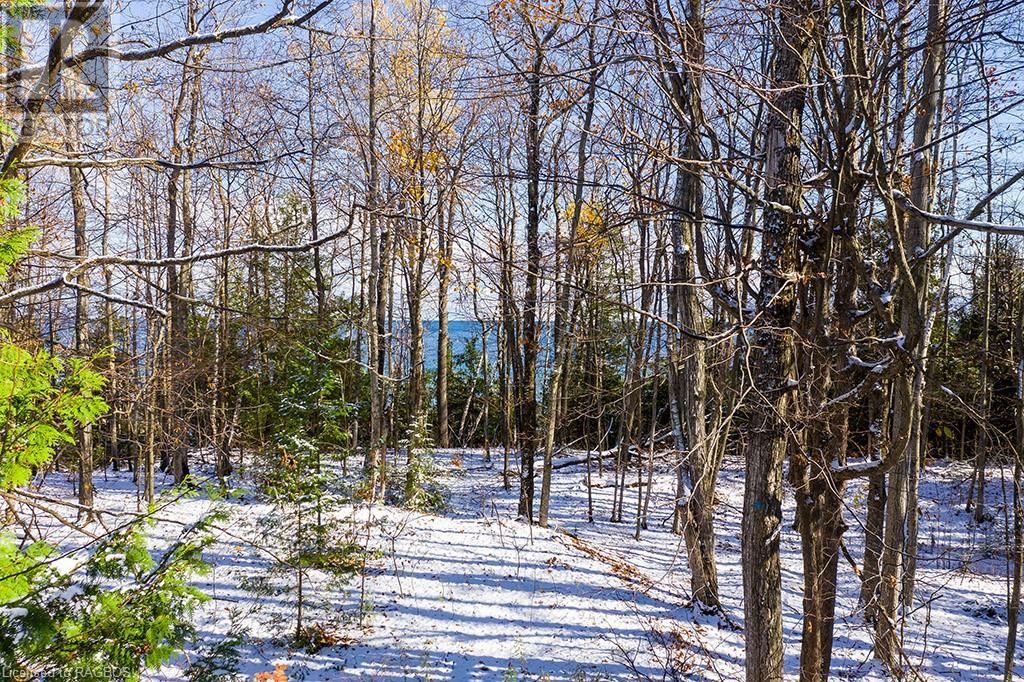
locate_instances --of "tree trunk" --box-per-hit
[100,165,118,474]
[1004,293,1024,682]
[436,189,451,448]
[875,0,946,669]
[69,160,94,519]
[499,217,518,492]
[517,48,544,522]
[539,34,600,526]
[742,0,814,677]
[860,385,889,616]
[670,140,721,609]
[165,170,189,485]
[363,0,385,498]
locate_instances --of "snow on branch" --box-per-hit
[0,0,336,86]
[0,207,356,308]
[892,188,1024,237]
[1,1,105,178]
[0,0,334,178]
[17,152,298,171]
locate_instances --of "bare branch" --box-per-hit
[0,205,356,306]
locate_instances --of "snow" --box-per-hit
[51,556,81,575]
[830,458,880,476]
[14,452,1024,680]
[847,354,885,370]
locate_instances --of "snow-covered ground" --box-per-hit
[25,451,1023,680]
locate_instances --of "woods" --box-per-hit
[1,0,1024,679]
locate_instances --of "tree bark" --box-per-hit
[670,145,721,609]
[742,1,814,678]
[875,0,947,669]
[859,384,889,616]
[539,28,600,526]
[517,47,544,522]
[436,188,451,448]
[363,0,385,498]
[70,160,94,518]
[1005,293,1024,682]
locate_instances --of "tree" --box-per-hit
[741,0,815,678]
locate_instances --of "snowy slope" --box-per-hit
[25,451,1023,680]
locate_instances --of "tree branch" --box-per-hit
[0,0,337,86]
[0,205,356,306]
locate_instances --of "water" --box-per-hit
[423,319,494,371]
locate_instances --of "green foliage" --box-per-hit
[443,334,496,444]
[200,196,373,648]
[928,237,1023,459]
[272,344,353,455]
[0,168,206,680]
[256,430,361,575]
[258,435,335,509]
[185,622,246,682]
[0,519,215,680]
[0,225,33,279]
[0,535,51,603]
[231,199,363,452]
[0,108,28,259]
[256,455,364,650]
[254,341,351,508]
[0,339,109,488]
[1,174,105,488]
[401,413,446,512]
[0,1,33,83]
[251,360,364,648]
[237,335,360,456]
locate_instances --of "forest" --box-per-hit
[0,0,1023,679]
